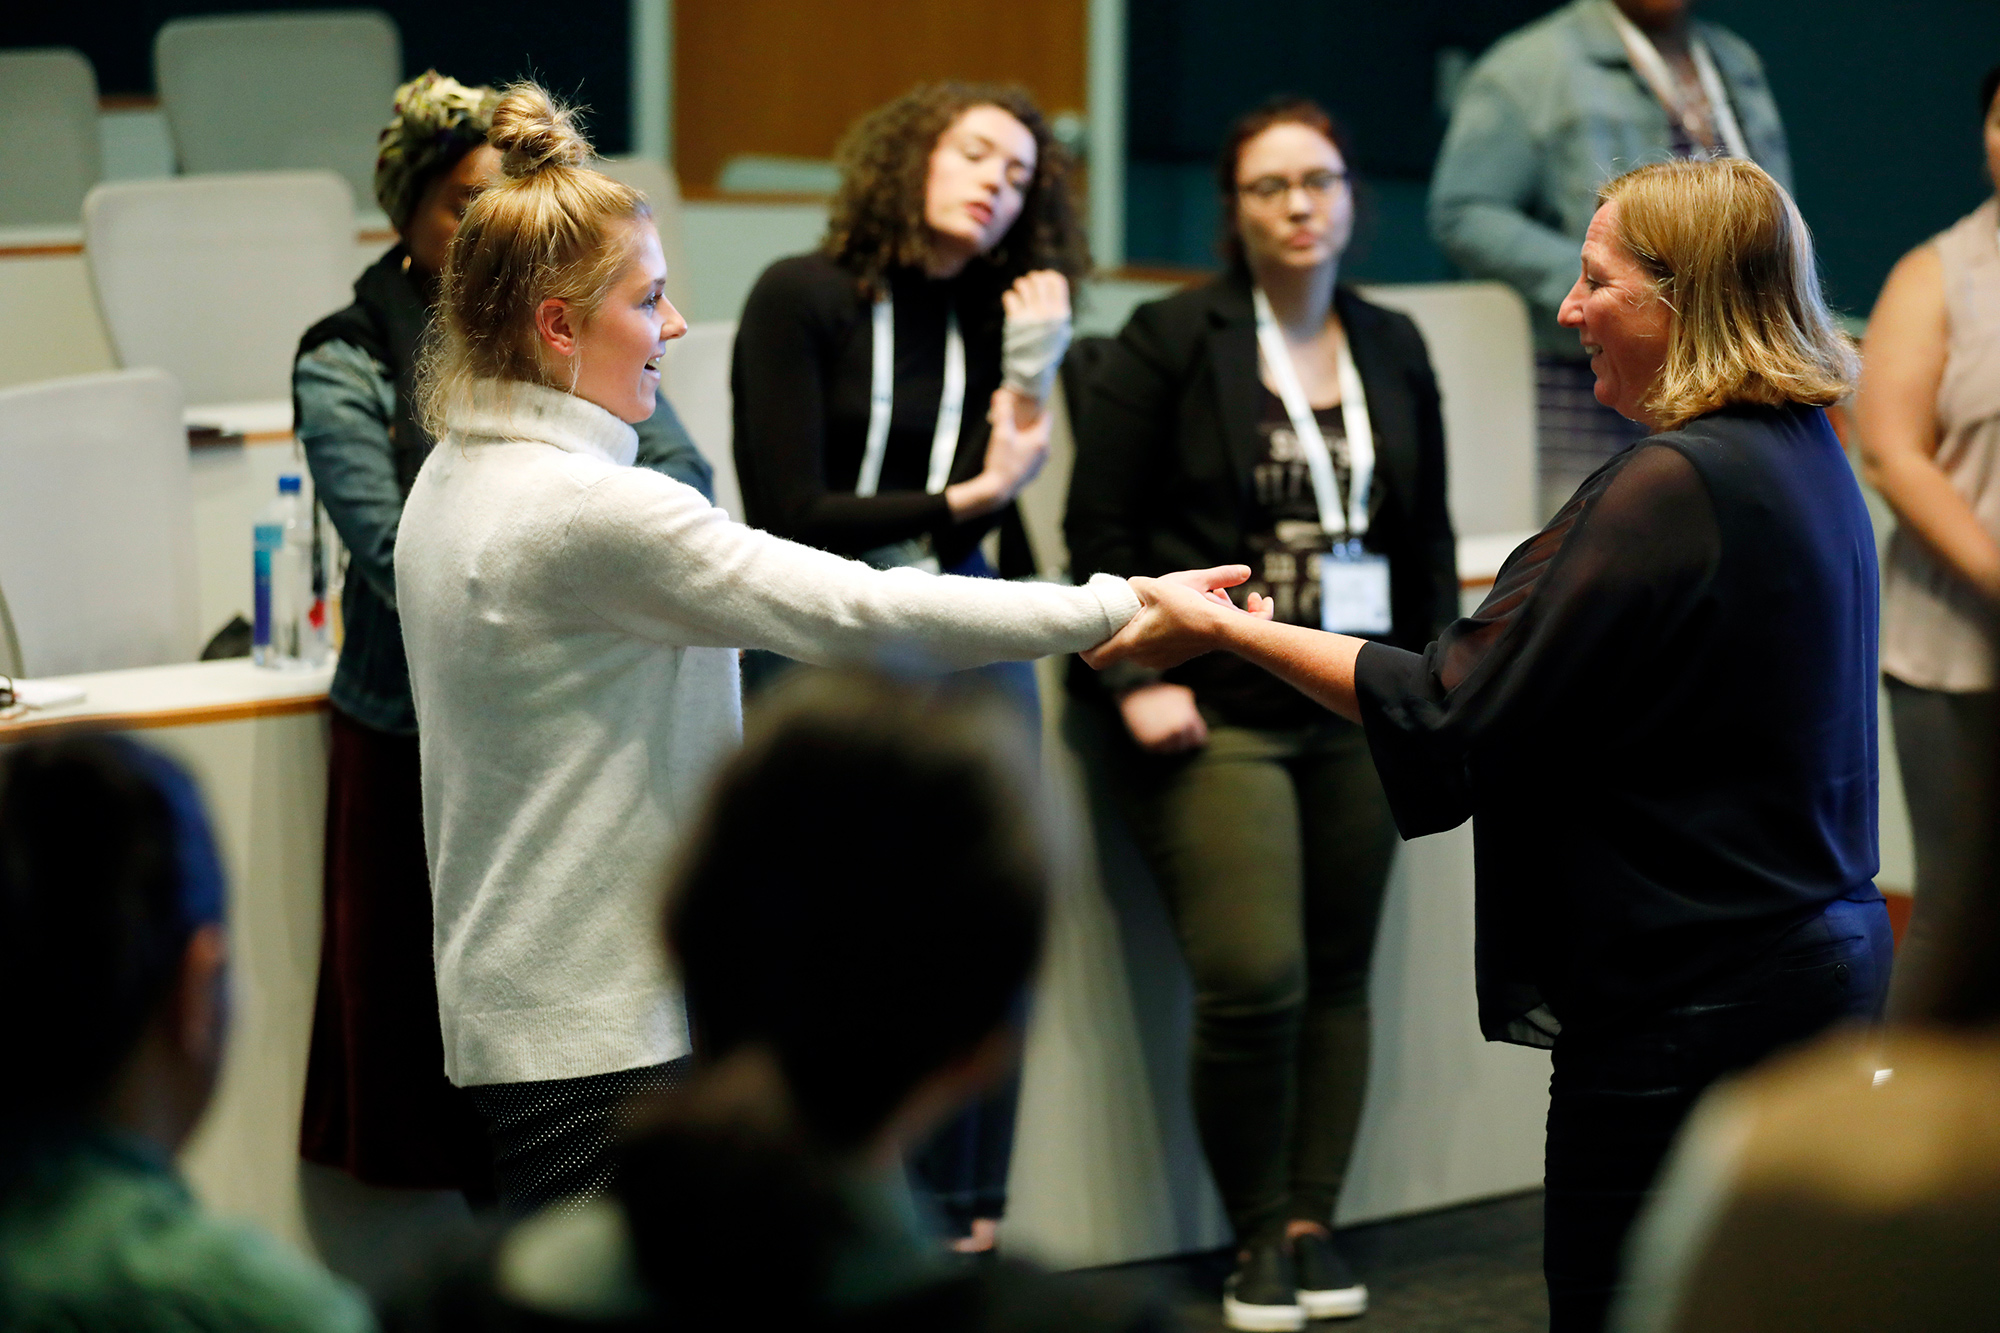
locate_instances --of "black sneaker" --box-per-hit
[1222,1239,1306,1331]
[1293,1230,1367,1319]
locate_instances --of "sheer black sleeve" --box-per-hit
[1355,443,1722,838]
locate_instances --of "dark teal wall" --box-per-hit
[1701,0,1998,313]
[1126,0,2000,316]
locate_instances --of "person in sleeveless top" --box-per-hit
[1856,65,2000,1019]
[1086,158,1889,1333]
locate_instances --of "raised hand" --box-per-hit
[945,388,1053,519]
[1001,271,1072,423]
[1001,269,1071,325]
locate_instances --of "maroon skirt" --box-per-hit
[299,706,492,1194]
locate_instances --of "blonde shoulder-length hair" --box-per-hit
[1599,158,1858,432]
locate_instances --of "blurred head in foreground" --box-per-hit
[604,672,1047,1311]
[0,736,229,1177]
[668,668,1046,1152]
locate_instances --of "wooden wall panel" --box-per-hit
[675,0,1087,192]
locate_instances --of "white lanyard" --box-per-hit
[855,293,965,498]
[1251,287,1374,539]
[1606,3,1749,161]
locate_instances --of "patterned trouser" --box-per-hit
[465,1058,691,1215]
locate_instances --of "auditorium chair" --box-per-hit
[82,171,355,408]
[0,370,200,676]
[154,10,399,210]
[0,47,101,230]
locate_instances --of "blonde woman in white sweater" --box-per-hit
[392,84,1246,1212]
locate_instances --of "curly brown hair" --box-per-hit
[823,82,1090,297]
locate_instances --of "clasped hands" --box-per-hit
[1084,565,1273,670]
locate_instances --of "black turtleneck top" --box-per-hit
[730,252,1013,570]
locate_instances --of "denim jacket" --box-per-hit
[295,334,714,736]
[1428,0,1791,357]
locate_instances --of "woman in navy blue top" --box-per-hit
[1082,158,1891,1333]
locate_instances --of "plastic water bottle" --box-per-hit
[252,475,325,669]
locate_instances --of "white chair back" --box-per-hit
[1357,281,1538,537]
[154,10,399,206]
[660,322,741,521]
[83,172,356,406]
[595,155,694,317]
[0,370,199,676]
[0,48,101,229]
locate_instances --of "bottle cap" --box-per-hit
[278,475,302,494]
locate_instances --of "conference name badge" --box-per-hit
[1320,538,1392,636]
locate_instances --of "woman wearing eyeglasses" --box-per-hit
[1064,97,1457,1331]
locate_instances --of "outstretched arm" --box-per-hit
[1083,578,1366,721]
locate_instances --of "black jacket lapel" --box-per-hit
[1208,275,1266,496]
[1335,287,1413,528]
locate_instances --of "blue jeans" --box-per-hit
[1542,895,1893,1333]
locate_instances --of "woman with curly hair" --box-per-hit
[732,82,1086,687]
[729,81,1088,1251]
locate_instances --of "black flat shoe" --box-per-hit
[1293,1230,1367,1320]
[1222,1239,1306,1331]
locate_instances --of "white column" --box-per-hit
[1087,0,1126,269]
[629,0,672,164]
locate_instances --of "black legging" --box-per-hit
[1098,706,1396,1245]
[1542,896,1893,1333]
[1883,678,1996,1019]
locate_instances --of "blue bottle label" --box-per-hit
[253,523,281,648]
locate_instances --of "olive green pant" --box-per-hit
[1109,711,1397,1245]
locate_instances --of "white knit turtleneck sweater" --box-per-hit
[395,380,1138,1086]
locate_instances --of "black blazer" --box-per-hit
[1064,271,1458,709]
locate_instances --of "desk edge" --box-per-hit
[0,693,328,741]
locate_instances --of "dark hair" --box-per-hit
[823,81,1090,297]
[0,738,215,1144]
[1215,95,1359,273]
[664,670,1047,1151]
[1982,64,2000,121]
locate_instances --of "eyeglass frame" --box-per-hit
[1235,168,1350,206]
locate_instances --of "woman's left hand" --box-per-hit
[1084,567,1265,669]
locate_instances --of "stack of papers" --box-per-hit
[7,679,87,710]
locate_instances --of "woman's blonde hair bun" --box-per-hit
[488,82,592,179]
[418,79,652,438]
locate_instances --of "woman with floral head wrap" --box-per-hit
[291,71,714,1200]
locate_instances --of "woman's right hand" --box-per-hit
[1119,682,1209,754]
[946,388,1052,519]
